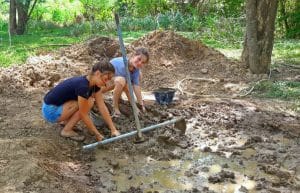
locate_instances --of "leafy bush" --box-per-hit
[30,0,82,25]
[157,13,172,29]
[70,22,91,36]
[121,17,157,31]
[276,0,300,39]
[0,20,7,31]
[27,21,61,33]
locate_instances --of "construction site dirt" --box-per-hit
[0,31,299,193]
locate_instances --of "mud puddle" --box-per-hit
[87,97,300,193]
[91,148,258,193]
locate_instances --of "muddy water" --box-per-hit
[92,143,260,192]
[88,98,299,193]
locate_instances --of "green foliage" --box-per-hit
[30,0,82,24]
[70,22,91,36]
[121,16,157,31]
[157,13,171,29]
[254,80,300,100]
[69,21,107,36]
[114,0,135,17]
[134,0,169,17]
[80,0,114,21]
[0,0,8,31]
[277,0,300,39]
[0,0,8,17]
[120,12,204,32]
[273,40,300,64]
[0,19,7,32]
[222,0,244,17]
[195,15,244,48]
[30,4,48,21]
[52,9,65,23]
[27,21,61,32]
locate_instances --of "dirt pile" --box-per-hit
[0,31,250,97]
[0,37,120,91]
[131,30,249,95]
[0,55,86,90]
[62,36,120,62]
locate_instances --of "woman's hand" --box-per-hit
[141,103,146,113]
[136,101,146,114]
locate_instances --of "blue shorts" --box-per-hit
[42,102,63,123]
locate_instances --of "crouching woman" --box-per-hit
[42,61,120,141]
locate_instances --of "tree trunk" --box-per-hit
[242,0,278,74]
[9,0,37,35]
[16,1,29,34]
[9,0,17,35]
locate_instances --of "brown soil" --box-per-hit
[0,31,299,193]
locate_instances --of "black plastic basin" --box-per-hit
[153,87,176,105]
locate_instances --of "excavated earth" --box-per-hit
[0,31,299,193]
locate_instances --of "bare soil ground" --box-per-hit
[0,31,299,193]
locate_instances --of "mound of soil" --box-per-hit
[131,31,249,95]
[0,31,250,97]
[62,36,121,62]
[0,37,120,91]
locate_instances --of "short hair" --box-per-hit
[133,47,149,63]
[91,60,115,74]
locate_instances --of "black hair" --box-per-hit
[91,60,115,74]
[133,47,149,63]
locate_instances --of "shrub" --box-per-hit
[70,22,91,36]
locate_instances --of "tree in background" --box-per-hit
[114,0,135,17]
[80,0,113,21]
[133,0,169,17]
[242,0,278,74]
[9,0,38,35]
[222,0,244,17]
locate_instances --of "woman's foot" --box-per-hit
[60,130,85,142]
[59,123,83,132]
[112,110,122,118]
[111,130,121,137]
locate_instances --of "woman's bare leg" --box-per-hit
[113,76,126,115]
[59,98,95,137]
[58,100,78,122]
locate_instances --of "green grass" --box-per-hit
[252,80,300,112]
[253,80,300,100]
[179,31,243,49]
[121,31,149,43]
[0,27,150,67]
[0,28,86,67]
[273,39,300,65]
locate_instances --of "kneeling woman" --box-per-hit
[42,61,120,141]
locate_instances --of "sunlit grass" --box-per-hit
[273,40,300,65]
[0,29,85,67]
[253,80,300,100]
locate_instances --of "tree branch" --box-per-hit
[27,0,38,22]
